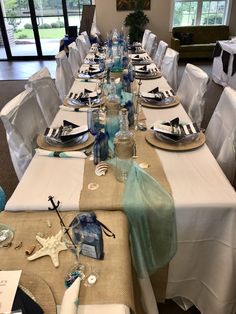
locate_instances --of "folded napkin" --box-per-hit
[135,65,149,73]
[12,287,44,314]
[154,117,199,142]
[44,120,88,144]
[60,105,88,112]
[60,276,81,314]
[141,87,175,100]
[89,65,100,72]
[132,54,143,61]
[141,91,164,100]
[35,148,87,159]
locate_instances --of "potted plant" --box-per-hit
[124,0,149,43]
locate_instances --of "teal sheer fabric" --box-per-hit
[123,163,177,278]
[0,186,6,211]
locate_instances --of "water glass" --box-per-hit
[87,109,102,136]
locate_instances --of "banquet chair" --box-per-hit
[141,29,152,50]
[205,86,236,184]
[177,63,209,128]
[0,88,47,180]
[55,50,74,101]
[0,186,6,211]
[145,33,157,57]
[76,34,89,61]
[153,40,168,69]
[68,41,82,77]
[81,31,91,51]
[26,67,61,126]
[161,48,179,92]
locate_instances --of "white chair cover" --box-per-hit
[76,35,89,61]
[55,50,74,101]
[145,33,157,57]
[0,88,47,180]
[177,63,209,128]
[141,29,151,50]
[160,48,179,92]
[27,67,61,126]
[68,42,82,77]
[81,31,91,51]
[206,86,236,184]
[153,40,168,69]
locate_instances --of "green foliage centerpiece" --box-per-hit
[124,0,149,43]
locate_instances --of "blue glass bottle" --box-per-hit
[93,130,109,165]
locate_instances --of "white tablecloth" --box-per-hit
[212,39,236,90]
[5,74,236,314]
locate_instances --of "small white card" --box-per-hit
[0,270,22,312]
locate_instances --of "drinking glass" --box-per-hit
[105,109,120,152]
[87,109,102,136]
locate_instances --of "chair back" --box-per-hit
[145,33,157,57]
[177,63,209,128]
[206,86,236,184]
[68,42,82,77]
[161,48,179,92]
[27,67,61,126]
[55,50,74,101]
[141,29,151,50]
[153,40,168,69]
[0,88,47,180]
[81,31,91,50]
[76,35,89,61]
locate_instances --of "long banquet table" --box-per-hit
[2,54,236,314]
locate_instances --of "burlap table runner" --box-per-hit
[79,126,173,306]
[0,210,134,313]
[79,130,172,211]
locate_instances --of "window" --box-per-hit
[172,0,231,27]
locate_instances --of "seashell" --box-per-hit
[14,241,23,249]
[88,182,99,191]
[25,245,36,256]
[3,242,12,248]
[46,220,52,228]
[139,162,150,169]
[95,162,108,176]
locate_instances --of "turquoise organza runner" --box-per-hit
[123,163,177,278]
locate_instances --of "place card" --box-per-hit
[0,270,22,313]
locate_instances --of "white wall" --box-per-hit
[95,0,172,44]
[95,0,236,43]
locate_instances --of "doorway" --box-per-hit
[0,0,92,60]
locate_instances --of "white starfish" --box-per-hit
[27,230,67,267]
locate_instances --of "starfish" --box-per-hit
[27,230,67,267]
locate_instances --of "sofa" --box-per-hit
[171,25,229,59]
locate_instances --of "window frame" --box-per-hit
[170,0,232,29]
